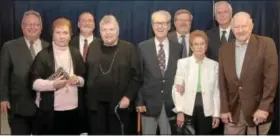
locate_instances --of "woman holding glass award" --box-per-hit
[171,30,220,134]
[29,17,85,134]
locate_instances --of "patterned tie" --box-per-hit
[29,41,36,59]
[83,39,88,61]
[181,35,188,57]
[221,30,227,43]
[157,44,166,76]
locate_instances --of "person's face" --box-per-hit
[174,13,192,34]
[78,13,95,34]
[232,16,253,43]
[152,14,170,39]
[53,25,71,47]
[22,14,42,40]
[100,22,118,45]
[215,3,232,26]
[191,36,207,57]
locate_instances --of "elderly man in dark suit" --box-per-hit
[206,1,235,61]
[0,10,49,135]
[136,10,182,135]
[219,12,278,135]
[70,12,95,61]
[168,9,192,58]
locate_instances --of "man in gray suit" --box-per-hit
[168,9,193,58]
[136,10,182,135]
[0,10,49,134]
[206,1,235,61]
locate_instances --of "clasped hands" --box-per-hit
[52,75,80,90]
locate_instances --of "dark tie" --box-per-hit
[29,41,36,59]
[157,44,166,76]
[83,39,88,61]
[221,30,227,43]
[181,35,188,57]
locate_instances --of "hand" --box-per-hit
[136,106,146,113]
[177,112,185,128]
[176,83,184,95]
[1,101,10,113]
[53,76,68,90]
[68,75,79,85]
[212,117,220,128]
[119,96,130,109]
[253,109,269,125]
[221,112,233,124]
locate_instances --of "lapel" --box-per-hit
[150,39,162,77]
[239,35,257,81]
[228,30,235,41]
[164,40,174,77]
[227,40,239,82]
[41,39,49,49]
[17,37,34,65]
[169,31,179,44]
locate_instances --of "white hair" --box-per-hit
[99,15,119,33]
[21,10,42,25]
[151,10,171,23]
[214,1,232,15]
[231,11,253,27]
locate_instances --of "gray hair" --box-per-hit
[174,9,193,21]
[231,12,253,27]
[99,15,119,33]
[214,1,232,15]
[151,10,171,23]
[21,10,42,25]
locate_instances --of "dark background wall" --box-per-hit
[0,0,279,134]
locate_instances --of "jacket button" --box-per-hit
[239,87,243,90]
[162,80,165,83]
[161,90,163,93]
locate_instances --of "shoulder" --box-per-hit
[253,34,275,44]
[138,38,153,48]
[167,31,176,37]
[2,37,23,50]
[205,57,219,67]
[206,27,218,34]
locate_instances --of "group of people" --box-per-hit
[0,1,278,135]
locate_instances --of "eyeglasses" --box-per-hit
[23,23,41,27]
[153,21,170,27]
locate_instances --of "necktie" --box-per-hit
[221,30,227,43]
[157,44,166,76]
[197,62,202,92]
[181,35,188,57]
[29,41,36,59]
[83,39,88,61]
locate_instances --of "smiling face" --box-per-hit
[152,12,171,40]
[100,22,119,46]
[174,12,192,35]
[215,2,232,27]
[78,12,95,34]
[231,12,253,43]
[21,14,42,41]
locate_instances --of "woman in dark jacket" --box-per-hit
[29,17,85,134]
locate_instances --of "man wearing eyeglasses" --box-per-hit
[0,10,49,135]
[136,10,182,135]
[168,9,193,58]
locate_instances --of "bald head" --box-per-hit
[231,12,254,43]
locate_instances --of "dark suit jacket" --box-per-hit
[29,45,86,133]
[136,38,182,117]
[168,31,192,57]
[219,34,278,126]
[206,27,235,61]
[70,36,95,51]
[0,37,49,116]
[85,38,141,112]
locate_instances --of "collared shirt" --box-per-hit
[24,38,42,56]
[176,32,190,55]
[154,37,169,69]
[235,39,249,78]
[79,35,94,55]
[219,26,231,41]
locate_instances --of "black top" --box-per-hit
[95,44,118,102]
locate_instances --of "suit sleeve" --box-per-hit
[172,59,185,113]
[213,62,220,117]
[0,43,11,101]
[125,45,142,101]
[258,38,278,112]
[136,45,144,106]
[29,51,47,89]
[219,47,230,113]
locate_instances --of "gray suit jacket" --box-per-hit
[0,37,49,116]
[168,31,192,57]
[136,38,182,117]
[206,27,235,61]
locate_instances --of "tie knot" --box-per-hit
[159,44,164,48]
[222,30,227,34]
[29,40,34,46]
[181,35,186,39]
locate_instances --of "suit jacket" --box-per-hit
[219,34,278,126]
[136,38,182,117]
[172,56,220,117]
[70,36,95,52]
[29,45,86,133]
[206,27,235,61]
[0,37,49,116]
[168,31,192,57]
[85,38,141,112]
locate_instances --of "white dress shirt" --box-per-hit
[172,55,220,117]
[154,37,169,69]
[24,38,42,56]
[176,32,190,55]
[219,26,231,41]
[79,35,94,55]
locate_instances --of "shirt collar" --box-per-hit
[154,37,168,47]
[235,36,251,47]
[219,26,231,34]
[176,32,190,39]
[79,34,94,42]
[24,38,40,46]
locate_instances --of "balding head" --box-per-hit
[231,12,254,43]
